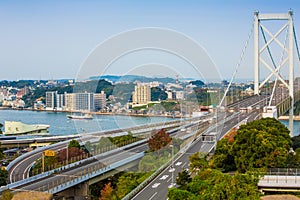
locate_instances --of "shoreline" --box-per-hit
[278,116,300,121]
[0,107,182,118]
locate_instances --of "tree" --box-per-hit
[232,118,292,172]
[176,170,191,189]
[0,190,13,200]
[148,129,172,152]
[168,168,261,200]
[0,123,3,134]
[100,182,116,200]
[68,140,80,149]
[292,135,300,150]
[151,87,167,101]
[210,136,236,172]
[189,152,209,174]
[0,169,8,186]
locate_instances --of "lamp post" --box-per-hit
[170,144,175,188]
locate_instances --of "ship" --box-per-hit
[3,121,50,135]
[67,113,93,120]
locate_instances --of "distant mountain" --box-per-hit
[89,75,176,84]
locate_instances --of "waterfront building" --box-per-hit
[175,91,185,100]
[46,91,57,110]
[94,91,106,111]
[132,84,151,104]
[56,93,65,110]
[65,92,94,112]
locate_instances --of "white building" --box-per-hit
[45,91,57,110]
[65,92,94,112]
[132,84,151,104]
[94,91,106,111]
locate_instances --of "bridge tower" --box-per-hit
[254,10,295,136]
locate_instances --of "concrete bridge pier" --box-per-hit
[55,182,89,200]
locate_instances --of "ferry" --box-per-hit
[67,113,93,120]
[3,121,50,135]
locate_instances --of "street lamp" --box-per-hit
[169,144,175,188]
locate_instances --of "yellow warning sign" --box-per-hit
[44,150,56,157]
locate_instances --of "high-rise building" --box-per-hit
[94,91,106,111]
[132,84,151,104]
[65,92,94,111]
[56,93,65,110]
[46,91,57,110]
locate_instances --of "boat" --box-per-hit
[3,121,50,135]
[67,113,93,120]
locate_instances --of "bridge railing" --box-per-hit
[3,138,148,193]
[6,140,70,172]
[44,152,145,194]
[266,168,300,176]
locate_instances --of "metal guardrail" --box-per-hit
[1,139,148,193]
[6,140,70,172]
[122,112,240,200]
[47,152,144,194]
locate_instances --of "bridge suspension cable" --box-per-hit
[260,25,289,106]
[219,23,253,107]
[293,23,300,61]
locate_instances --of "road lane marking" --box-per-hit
[160,175,169,180]
[152,183,161,188]
[149,192,158,200]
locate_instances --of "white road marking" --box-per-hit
[149,192,158,200]
[152,183,161,188]
[160,175,169,180]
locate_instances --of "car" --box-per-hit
[175,162,182,166]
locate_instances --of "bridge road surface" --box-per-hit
[8,120,185,182]
[131,111,258,200]
[16,141,149,192]
[13,118,211,192]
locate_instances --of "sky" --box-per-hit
[0,0,299,81]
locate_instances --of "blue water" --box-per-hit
[0,110,176,136]
[280,120,300,137]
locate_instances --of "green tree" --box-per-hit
[232,118,291,172]
[176,170,191,189]
[151,87,167,101]
[189,152,209,174]
[0,190,13,200]
[211,137,236,172]
[168,168,261,200]
[0,169,8,186]
[168,188,197,200]
[0,123,3,134]
[68,140,80,149]
[287,148,300,167]
[292,135,300,150]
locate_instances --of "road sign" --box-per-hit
[44,150,56,157]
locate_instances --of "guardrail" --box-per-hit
[46,152,144,194]
[1,138,148,194]
[122,112,240,200]
[6,140,70,172]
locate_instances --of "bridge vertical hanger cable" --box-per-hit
[219,23,253,107]
[260,26,289,106]
[293,23,300,61]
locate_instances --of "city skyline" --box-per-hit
[0,1,299,81]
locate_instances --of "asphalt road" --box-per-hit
[132,111,253,200]
[8,120,184,183]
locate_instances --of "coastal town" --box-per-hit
[0,75,255,118]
